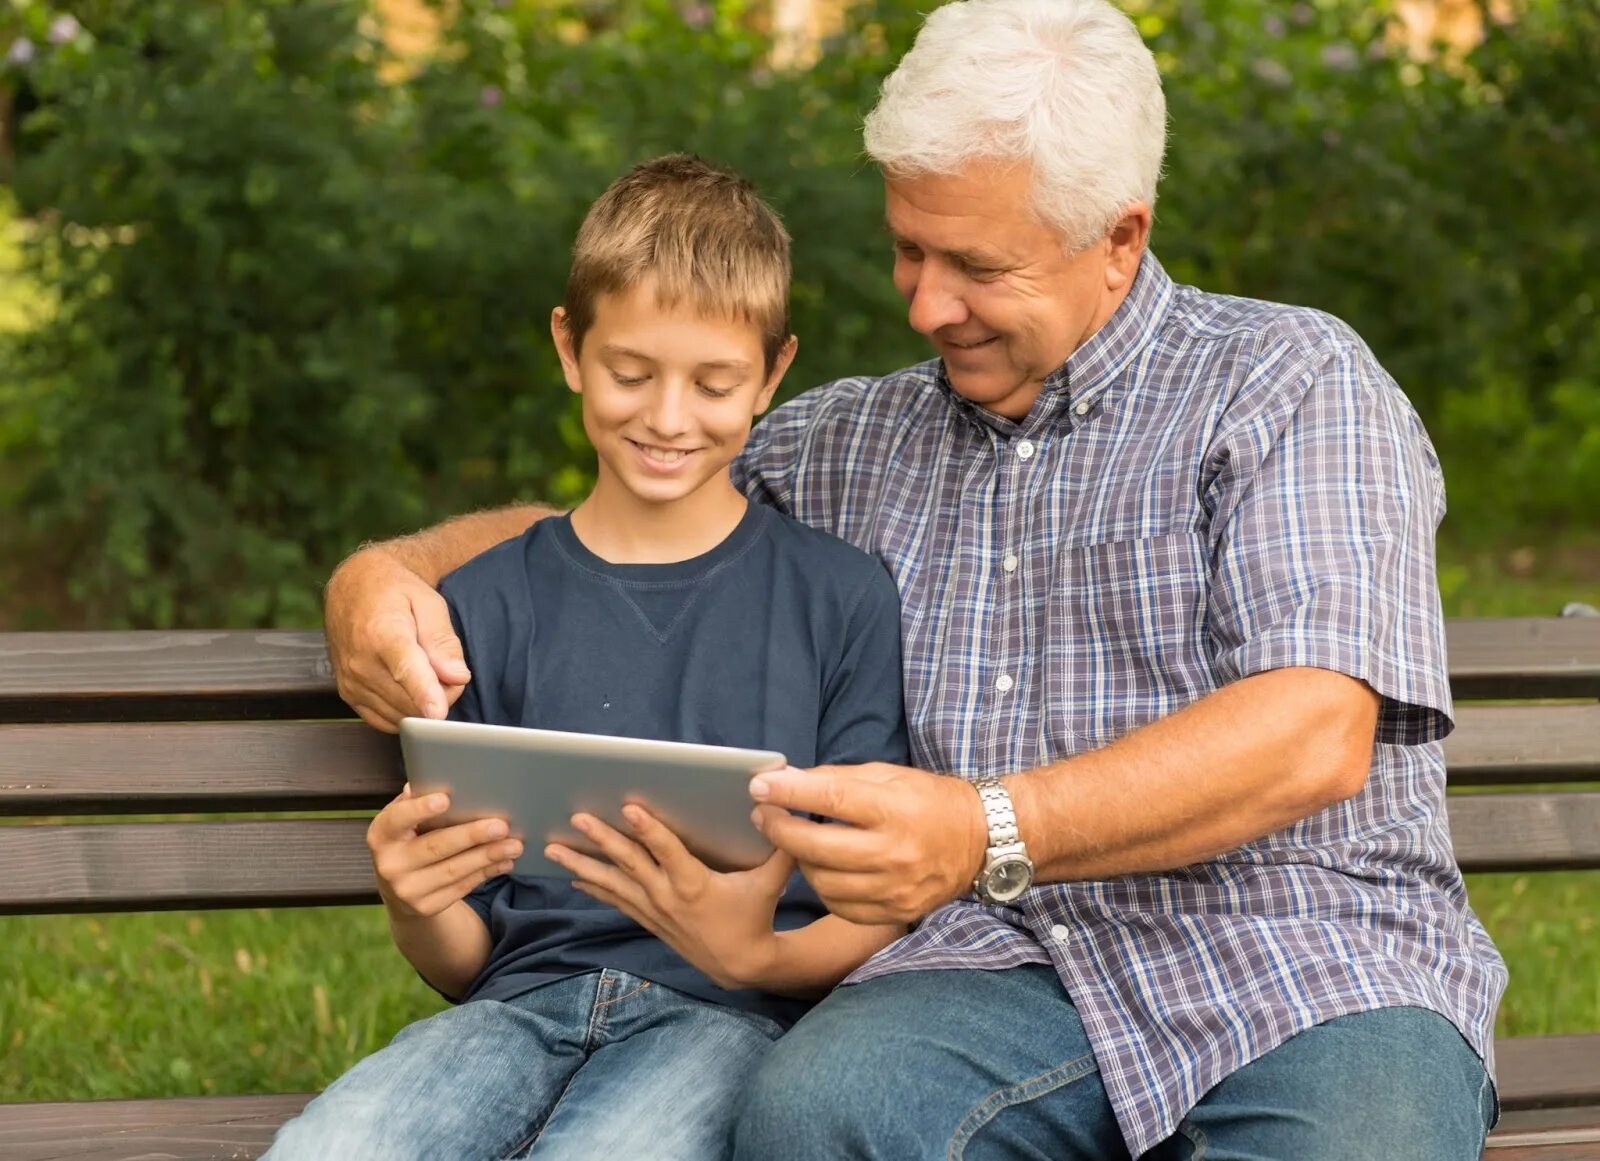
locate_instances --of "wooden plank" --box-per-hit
[1448,617,1600,701]
[0,723,402,815]
[0,819,378,914]
[1499,1035,1600,1111]
[0,1093,310,1161]
[1447,705,1600,786]
[0,617,1593,724]
[1449,793,1600,872]
[0,631,348,723]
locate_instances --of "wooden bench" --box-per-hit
[1,619,1597,1160]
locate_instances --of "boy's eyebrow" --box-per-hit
[599,343,752,374]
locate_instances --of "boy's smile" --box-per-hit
[553,281,797,562]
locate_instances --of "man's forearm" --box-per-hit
[356,504,558,586]
[1009,667,1381,883]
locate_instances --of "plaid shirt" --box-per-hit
[731,252,1506,1156]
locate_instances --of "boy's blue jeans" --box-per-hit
[262,969,783,1161]
[733,964,1495,1160]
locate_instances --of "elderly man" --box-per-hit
[324,0,1504,1156]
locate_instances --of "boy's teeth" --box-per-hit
[642,445,684,463]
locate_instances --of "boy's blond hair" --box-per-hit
[562,154,792,372]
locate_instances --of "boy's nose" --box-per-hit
[642,384,692,438]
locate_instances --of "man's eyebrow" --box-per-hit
[881,222,1009,268]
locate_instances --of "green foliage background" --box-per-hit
[0,0,1595,628]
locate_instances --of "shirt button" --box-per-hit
[994,674,1014,693]
[1074,401,1090,417]
[1016,440,1035,461]
[1002,553,1019,573]
[1050,924,1071,943]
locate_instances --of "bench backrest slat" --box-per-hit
[4,621,1598,723]
[0,631,347,723]
[2,707,1596,815]
[0,819,375,913]
[0,723,403,815]
[1448,792,1600,873]
[2,792,1596,915]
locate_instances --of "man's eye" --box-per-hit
[895,243,923,260]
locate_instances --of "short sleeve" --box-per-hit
[816,562,910,766]
[1205,341,1453,745]
[732,389,827,514]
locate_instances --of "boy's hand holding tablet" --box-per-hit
[546,804,799,992]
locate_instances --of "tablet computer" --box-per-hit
[398,717,786,878]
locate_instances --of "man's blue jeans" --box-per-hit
[263,969,783,1161]
[734,964,1495,1160]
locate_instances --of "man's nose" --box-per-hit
[905,263,969,336]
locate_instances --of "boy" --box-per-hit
[264,155,908,1160]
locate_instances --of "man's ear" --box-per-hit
[756,335,799,414]
[1104,203,1152,294]
[551,307,583,394]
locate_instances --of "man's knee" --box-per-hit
[1177,1006,1492,1161]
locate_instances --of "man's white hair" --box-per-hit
[864,0,1167,252]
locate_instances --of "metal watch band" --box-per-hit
[975,778,1022,851]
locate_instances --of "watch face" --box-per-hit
[983,857,1033,903]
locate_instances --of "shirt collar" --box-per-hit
[1059,249,1174,414]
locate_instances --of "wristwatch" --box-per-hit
[971,778,1034,905]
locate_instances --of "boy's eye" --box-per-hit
[698,383,735,399]
[610,372,647,387]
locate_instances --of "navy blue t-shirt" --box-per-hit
[439,502,908,1028]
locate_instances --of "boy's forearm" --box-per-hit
[741,916,905,999]
[386,899,494,1000]
[352,504,559,586]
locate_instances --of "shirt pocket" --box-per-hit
[1044,530,1219,746]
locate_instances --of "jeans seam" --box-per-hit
[1176,1117,1208,1160]
[946,1051,1100,1161]
[593,980,651,1010]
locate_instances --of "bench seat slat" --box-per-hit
[1444,705,1600,786]
[1498,1035,1600,1111]
[0,1039,1595,1160]
[0,819,377,914]
[0,1093,311,1161]
[0,723,403,814]
[1448,792,1600,872]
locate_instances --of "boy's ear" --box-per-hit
[756,335,799,415]
[551,307,583,394]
